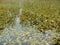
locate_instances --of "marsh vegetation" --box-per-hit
[0,0,60,45]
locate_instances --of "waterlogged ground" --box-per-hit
[0,0,60,45]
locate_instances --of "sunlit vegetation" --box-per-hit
[20,0,60,45]
[20,0,60,32]
[0,0,60,45]
[0,3,19,34]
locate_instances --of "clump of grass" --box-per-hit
[0,8,9,29]
[20,0,60,32]
[0,3,19,34]
[20,1,60,44]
